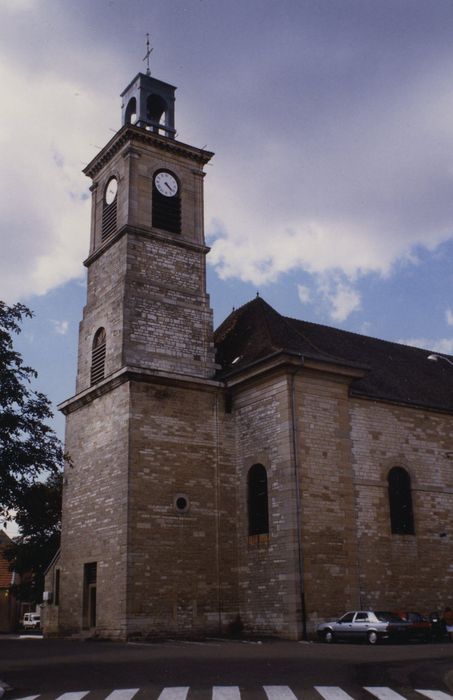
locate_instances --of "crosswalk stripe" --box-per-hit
[365,688,408,700]
[213,687,242,700]
[316,687,356,700]
[416,693,453,700]
[157,688,190,700]
[264,686,299,700]
[56,693,90,700]
[105,690,140,700]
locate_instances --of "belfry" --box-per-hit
[44,61,453,641]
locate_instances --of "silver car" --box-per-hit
[317,610,407,645]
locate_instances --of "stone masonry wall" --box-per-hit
[125,380,239,637]
[76,237,127,393]
[351,399,453,613]
[295,372,360,634]
[57,383,130,638]
[124,234,217,378]
[233,374,301,639]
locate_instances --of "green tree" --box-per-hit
[5,473,62,603]
[0,301,64,520]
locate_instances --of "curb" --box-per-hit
[445,669,453,694]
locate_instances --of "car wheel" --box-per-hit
[324,629,334,643]
[367,630,378,645]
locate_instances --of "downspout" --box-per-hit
[214,391,222,634]
[289,366,307,640]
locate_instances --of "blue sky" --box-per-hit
[3,0,453,442]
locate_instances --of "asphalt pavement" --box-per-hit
[1,636,453,700]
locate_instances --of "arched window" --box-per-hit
[388,467,415,535]
[91,328,106,385]
[247,463,269,536]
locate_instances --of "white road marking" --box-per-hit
[264,686,299,700]
[416,693,453,700]
[213,687,242,700]
[105,690,140,700]
[365,689,408,700]
[56,694,90,700]
[157,688,190,700]
[316,687,356,700]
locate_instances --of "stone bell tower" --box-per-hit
[54,68,237,639]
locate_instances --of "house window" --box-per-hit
[91,328,106,385]
[388,466,415,535]
[247,463,269,536]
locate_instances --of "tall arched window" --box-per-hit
[388,466,415,535]
[91,328,106,385]
[247,463,269,536]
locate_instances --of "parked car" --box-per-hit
[429,611,448,640]
[317,610,408,644]
[393,611,431,641]
[22,612,41,630]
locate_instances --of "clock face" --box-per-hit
[155,171,178,197]
[105,177,118,205]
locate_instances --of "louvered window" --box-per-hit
[91,327,106,385]
[152,183,181,234]
[102,197,117,240]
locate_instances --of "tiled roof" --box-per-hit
[214,297,453,413]
[0,530,13,588]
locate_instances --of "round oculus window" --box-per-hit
[174,494,189,513]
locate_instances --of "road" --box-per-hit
[1,637,453,700]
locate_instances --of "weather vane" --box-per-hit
[143,33,153,76]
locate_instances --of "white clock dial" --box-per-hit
[155,171,178,197]
[105,177,118,205]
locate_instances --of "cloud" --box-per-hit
[0,53,115,303]
[51,320,69,336]
[297,284,311,304]
[446,309,453,326]
[399,337,453,355]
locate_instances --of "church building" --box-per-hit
[43,67,453,640]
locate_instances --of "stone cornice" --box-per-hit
[222,350,366,389]
[83,224,211,267]
[58,366,222,415]
[83,125,214,179]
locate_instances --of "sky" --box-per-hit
[3,0,453,445]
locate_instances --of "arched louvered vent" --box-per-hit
[91,327,106,385]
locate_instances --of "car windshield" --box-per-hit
[375,611,404,622]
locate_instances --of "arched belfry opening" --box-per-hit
[121,73,176,138]
[124,96,137,125]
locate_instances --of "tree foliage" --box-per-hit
[0,301,64,519]
[5,473,62,603]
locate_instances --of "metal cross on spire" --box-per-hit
[143,33,153,76]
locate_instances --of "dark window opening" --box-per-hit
[388,466,415,535]
[91,327,106,385]
[247,463,269,536]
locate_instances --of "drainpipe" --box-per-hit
[289,367,307,640]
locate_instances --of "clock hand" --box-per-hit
[165,182,173,192]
